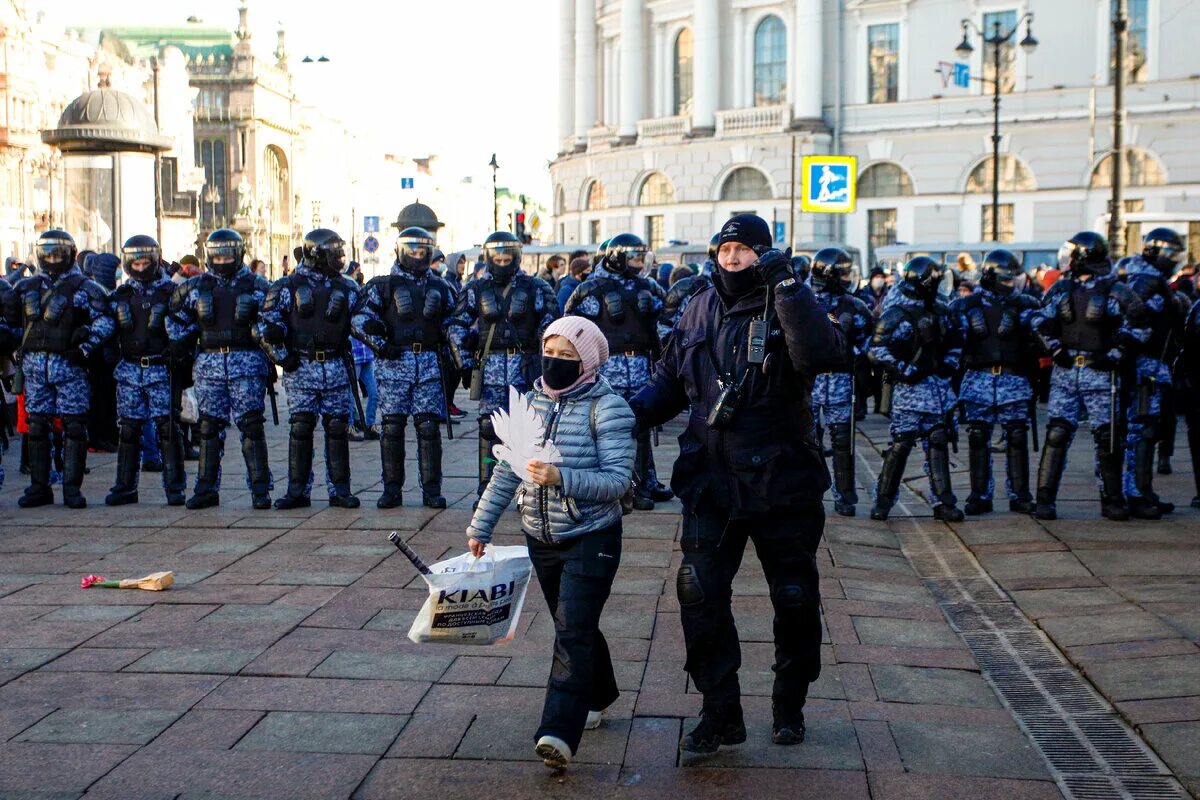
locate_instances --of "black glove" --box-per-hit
[64,346,91,369]
[361,319,387,338]
[281,353,302,373]
[461,370,473,391]
[752,248,793,288]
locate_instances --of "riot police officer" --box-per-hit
[1179,297,1200,509]
[351,226,454,509]
[809,248,872,517]
[15,230,115,508]
[1120,227,1188,519]
[258,229,361,510]
[868,257,964,522]
[657,266,712,345]
[105,235,186,506]
[446,231,559,497]
[0,273,17,493]
[950,250,1042,515]
[1032,231,1149,521]
[167,229,273,510]
[565,233,670,509]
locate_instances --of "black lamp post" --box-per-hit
[955,13,1038,242]
[488,153,499,231]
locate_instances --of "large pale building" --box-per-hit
[549,0,1200,264]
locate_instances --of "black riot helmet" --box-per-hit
[810,247,855,294]
[593,238,611,268]
[1058,231,1110,278]
[980,249,1024,296]
[204,228,245,278]
[395,226,435,276]
[605,232,649,277]
[707,233,720,263]
[1142,227,1186,278]
[35,229,77,276]
[302,228,346,277]
[482,230,523,285]
[790,254,812,283]
[899,256,945,302]
[122,234,162,282]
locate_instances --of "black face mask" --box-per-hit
[541,356,582,391]
[713,265,763,302]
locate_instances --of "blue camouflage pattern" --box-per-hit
[113,273,176,422]
[567,264,662,394]
[951,288,1038,423]
[811,289,872,426]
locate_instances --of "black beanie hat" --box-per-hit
[717,214,773,253]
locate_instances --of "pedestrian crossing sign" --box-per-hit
[801,155,857,214]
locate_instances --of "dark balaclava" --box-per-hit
[713,214,772,302]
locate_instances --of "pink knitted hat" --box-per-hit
[541,316,609,398]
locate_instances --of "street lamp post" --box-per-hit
[1110,0,1128,255]
[955,14,1038,242]
[488,153,499,232]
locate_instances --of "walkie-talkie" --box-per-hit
[747,318,768,365]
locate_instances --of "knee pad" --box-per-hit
[829,423,852,450]
[967,422,992,449]
[288,412,317,439]
[928,425,951,448]
[153,416,174,441]
[478,415,496,440]
[889,432,916,454]
[198,415,226,440]
[236,410,266,439]
[25,414,51,439]
[1045,420,1073,448]
[382,413,407,438]
[62,415,88,442]
[773,583,807,611]
[1003,420,1028,440]
[675,564,705,608]
[414,415,440,439]
[117,420,143,445]
[323,415,349,437]
[1132,418,1158,442]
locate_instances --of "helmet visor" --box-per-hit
[1057,242,1078,272]
[484,243,521,268]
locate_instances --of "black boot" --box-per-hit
[1005,421,1035,513]
[240,412,272,509]
[928,425,964,522]
[18,416,54,507]
[1034,421,1071,520]
[1127,418,1162,520]
[157,417,186,506]
[325,416,359,509]
[964,422,993,515]
[771,705,806,746]
[377,414,406,509]
[275,413,314,510]
[186,416,224,509]
[1095,425,1129,521]
[415,416,447,509]
[829,423,857,516]
[871,436,913,520]
[61,415,89,509]
[105,420,142,506]
[632,429,655,511]
[680,704,746,755]
[477,415,498,498]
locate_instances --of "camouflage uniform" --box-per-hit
[0,277,18,492]
[657,274,712,345]
[15,265,114,507]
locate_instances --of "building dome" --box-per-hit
[42,87,172,153]
[392,202,443,232]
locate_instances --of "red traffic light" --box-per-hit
[516,212,526,224]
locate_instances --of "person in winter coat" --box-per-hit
[466,316,635,771]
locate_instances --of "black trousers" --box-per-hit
[677,501,824,714]
[526,521,622,754]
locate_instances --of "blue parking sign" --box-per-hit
[954,62,970,89]
[801,156,857,214]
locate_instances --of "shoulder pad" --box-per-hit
[251,274,271,293]
[81,278,109,299]
[262,280,287,311]
[664,278,692,306]
[13,275,41,293]
[336,274,360,293]
[169,281,190,312]
[1014,293,1041,310]
[112,283,135,300]
[527,275,555,294]
[846,295,872,317]
[364,274,392,292]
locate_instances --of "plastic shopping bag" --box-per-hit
[407,545,533,646]
[179,387,200,424]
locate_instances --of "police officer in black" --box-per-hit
[106,235,186,506]
[258,229,361,509]
[1179,297,1200,509]
[446,231,560,497]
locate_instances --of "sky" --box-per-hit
[37,0,563,205]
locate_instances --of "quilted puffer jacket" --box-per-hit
[467,376,635,544]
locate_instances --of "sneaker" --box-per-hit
[448,405,467,421]
[771,708,806,746]
[680,708,747,754]
[584,710,605,730]
[535,735,572,769]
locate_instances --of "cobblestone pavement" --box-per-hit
[0,391,1195,799]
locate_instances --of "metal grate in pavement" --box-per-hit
[896,528,1187,800]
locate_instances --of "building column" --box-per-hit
[794,0,823,122]
[693,0,719,134]
[655,23,668,118]
[618,0,646,140]
[559,0,576,151]
[732,8,746,108]
[574,0,597,145]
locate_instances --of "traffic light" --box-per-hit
[514,211,527,243]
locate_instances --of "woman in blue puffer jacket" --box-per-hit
[467,316,635,770]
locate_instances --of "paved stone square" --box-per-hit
[0,394,1195,799]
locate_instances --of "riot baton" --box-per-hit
[341,353,366,433]
[1028,398,1040,452]
[437,352,455,441]
[266,365,280,426]
[1109,368,1118,454]
[848,364,857,458]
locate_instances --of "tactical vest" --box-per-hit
[884,304,944,375]
[1057,282,1112,355]
[473,274,541,353]
[961,294,1026,370]
[585,277,658,353]
[114,281,173,359]
[382,275,445,350]
[20,274,87,354]
[1129,273,1177,356]
[284,273,353,356]
[198,272,259,351]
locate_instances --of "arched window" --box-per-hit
[965,155,1035,193]
[673,28,694,116]
[195,138,227,227]
[554,185,566,216]
[585,180,608,211]
[264,146,290,271]
[638,173,675,205]
[753,15,788,106]
[720,167,772,201]
[858,163,914,197]
[1089,148,1165,188]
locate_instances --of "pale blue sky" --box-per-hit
[37,0,561,203]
